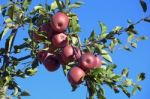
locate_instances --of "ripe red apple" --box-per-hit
[33,23,53,42]
[67,66,85,85]
[60,45,81,64]
[44,44,57,53]
[94,55,102,68]
[37,50,48,62]
[33,32,41,42]
[79,53,97,71]
[52,33,68,48]
[51,12,69,32]
[40,23,53,39]
[43,54,60,72]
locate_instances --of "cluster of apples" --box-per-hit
[34,12,102,85]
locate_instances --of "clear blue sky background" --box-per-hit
[0,0,150,99]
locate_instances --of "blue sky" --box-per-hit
[1,0,150,99]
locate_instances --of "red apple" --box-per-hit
[37,50,48,62]
[79,53,97,71]
[52,33,68,48]
[51,12,69,32]
[60,45,81,64]
[44,44,57,53]
[43,54,60,72]
[94,55,102,68]
[33,23,53,42]
[33,32,41,42]
[40,23,53,39]
[67,66,85,85]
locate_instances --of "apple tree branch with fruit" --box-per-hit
[0,0,149,99]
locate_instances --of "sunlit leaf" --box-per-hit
[50,1,62,10]
[132,86,137,95]
[101,50,112,63]
[8,5,15,20]
[131,42,137,48]
[12,87,19,96]
[123,78,132,87]
[89,30,96,40]
[0,27,9,40]
[22,0,32,11]
[99,22,107,34]
[121,68,128,77]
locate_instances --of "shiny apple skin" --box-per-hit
[43,54,60,72]
[79,53,97,71]
[52,33,68,48]
[51,12,69,32]
[67,66,85,85]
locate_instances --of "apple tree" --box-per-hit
[0,0,149,99]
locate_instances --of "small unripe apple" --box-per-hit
[79,53,97,71]
[43,54,60,72]
[52,33,68,48]
[60,45,81,64]
[51,12,69,32]
[94,55,102,68]
[67,66,85,85]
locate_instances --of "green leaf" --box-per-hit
[5,29,17,54]
[34,6,43,11]
[140,0,147,12]
[144,17,150,22]
[70,36,78,45]
[137,36,148,41]
[136,85,142,91]
[112,26,123,33]
[5,18,13,23]
[8,5,15,20]
[132,86,138,95]
[55,0,63,11]
[21,90,30,96]
[131,42,137,48]
[137,73,145,81]
[127,33,134,43]
[68,1,84,9]
[123,78,132,87]
[123,46,131,52]
[0,5,2,14]
[68,4,80,9]
[0,27,9,40]
[71,16,80,33]
[12,87,19,96]
[50,1,62,10]
[121,68,128,77]
[25,67,37,76]
[112,75,121,82]
[118,85,131,97]
[22,0,32,11]
[65,0,70,6]
[89,30,96,40]
[97,85,106,99]
[101,50,112,63]
[99,22,107,34]
[98,33,107,40]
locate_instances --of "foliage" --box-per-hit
[0,0,149,99]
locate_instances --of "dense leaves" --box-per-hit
[0,0,149,99]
